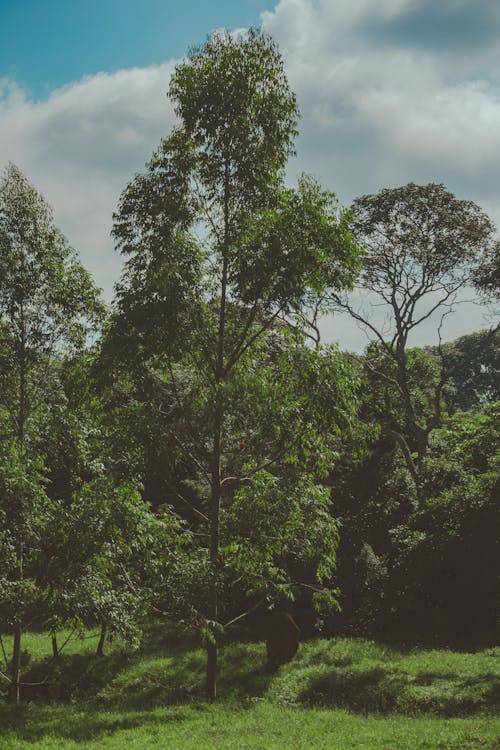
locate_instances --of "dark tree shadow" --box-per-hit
[0,703,188,744]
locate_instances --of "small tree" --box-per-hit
[333,183,497,485]
[111,30,360,701]
[40,476,186,656]
[0,164,102,702]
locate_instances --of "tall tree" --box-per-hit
[333,183,497,485]
[111,29,360,701]
[0,164,102,702]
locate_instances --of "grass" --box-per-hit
[0,627,498,749]
[270,638,500,715]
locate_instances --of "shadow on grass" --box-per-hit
[19,652,130,704]
[0,702,189,744]
[483,678,500,709]
[0,642,270,744]
[96,651,207,709]
[3,633,498,739]
[270,639,500,716]
[218,642,273,700]
[97,642,273,710]
[297,665,405,712]
[289,665,500,716]
[412,671,457,685]
[3,637,272,712]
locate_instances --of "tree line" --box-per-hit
[0,29,498,704]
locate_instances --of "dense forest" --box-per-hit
[0,30,498,711]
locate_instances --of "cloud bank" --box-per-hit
[263,0,500,210]
[0,63,178,297]
[1,0,498,347]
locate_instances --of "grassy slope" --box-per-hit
[0,629,498,749]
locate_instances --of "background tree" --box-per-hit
[333,183,497,486]
[431,329,500,414]
[110,29,360,701]
[0,164,103,702]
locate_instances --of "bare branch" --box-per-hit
[224,596,268,628]
[386,428,419,487]
[332,296,394,356]
[168,486,210,523]
[407,284,463,331]
[224,305,286,376]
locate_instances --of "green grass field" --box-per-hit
[1,628,498,749]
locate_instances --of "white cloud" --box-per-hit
[0,0,498,348]
[0,63,178,297]
[262,0,500,204]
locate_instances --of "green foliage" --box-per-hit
[362,342,444,446]
[0,164,103,360]
[329,368,499,643]
[232,175,358,309]
[0,437,54,626]
[0,165,105,699]
[392,403,499,639]
[433,329,500,413]
[352,183,495,291]
[223,472,340,606]
[1,28,497,718]
[169,29,298,203]
[40,478,187,643]
[472,238,500,301]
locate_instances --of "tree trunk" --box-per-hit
[387,428,419,489]
[394,342,429,464]
[9,310,27,704]
[9,623,22,704]
[206,640,217,703]
[207,392,223,703]
[96,624,107,657]
[205,157,230,703]
[51,632,59,659]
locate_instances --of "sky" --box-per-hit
[1,0,498,350]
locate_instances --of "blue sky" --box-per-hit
[0,0,268,97]
[0,0,498,349]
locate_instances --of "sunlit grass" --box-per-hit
[1,702,499,750]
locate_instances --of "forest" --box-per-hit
[0,29,498,750]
